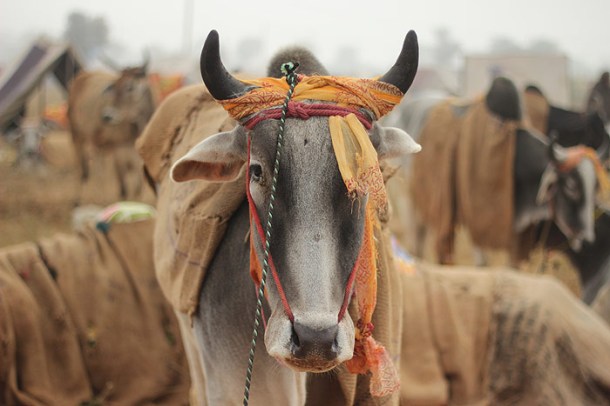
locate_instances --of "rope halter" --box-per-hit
[221,69,405,402]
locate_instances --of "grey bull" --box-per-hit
[169,30,420,405]
[139,32,610,405]
[68,63,155,201]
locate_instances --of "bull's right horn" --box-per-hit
[200,30,251,100]
[378,30,419,94]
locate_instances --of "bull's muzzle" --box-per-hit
[290,322,339,361]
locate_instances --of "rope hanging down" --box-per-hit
[242,61,299,406]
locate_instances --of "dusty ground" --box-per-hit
[0,131,155,248]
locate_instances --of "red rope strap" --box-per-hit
[246,134,361,325]
[243,102,373,130]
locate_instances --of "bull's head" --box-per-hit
[537,134,607,250]
[170,30,419,372]
[100,57,155,134]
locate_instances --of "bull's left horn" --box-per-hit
[200,30,251,100]
[378,30,419,94]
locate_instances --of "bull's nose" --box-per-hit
[291,322,339,361]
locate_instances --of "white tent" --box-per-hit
[0,38,82,132]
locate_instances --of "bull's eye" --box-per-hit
[250,163,263,183]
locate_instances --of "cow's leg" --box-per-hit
[71,131,89,206]
[113,145,144,201]
[472,247,488,266]
[413,213,427,259]
[112,150,128,200]
[196,202,306,405]
[437,228,455,265]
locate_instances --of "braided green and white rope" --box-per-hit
[243,61,299,406]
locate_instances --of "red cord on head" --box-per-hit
[246,135,295,322]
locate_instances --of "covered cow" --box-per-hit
[68,61,156,202]
[137,30,610,405]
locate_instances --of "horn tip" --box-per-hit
[204,30,220,53]
[404,30,419,54]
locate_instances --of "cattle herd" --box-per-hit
[2,29,610,405]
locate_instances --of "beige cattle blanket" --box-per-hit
[411,98,518,261]
[138,84,610,405]
[0,219,190,405]
[399,264,610,405]
[410,100,464,260]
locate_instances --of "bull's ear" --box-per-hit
[171,126,247,182]
[536,165,558,204]
[373,124,421,161]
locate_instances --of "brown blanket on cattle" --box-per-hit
[411,98,518,257]
[136,85,241,316]
[0,219,190,405]
[456,100,518,250]
[399,264,610,405]
[410,100,464,259]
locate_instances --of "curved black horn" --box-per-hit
[378,30,419,94]
[200,30,250,100]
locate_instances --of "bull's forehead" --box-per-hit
[250,117,336,178]
[250,116,352,216]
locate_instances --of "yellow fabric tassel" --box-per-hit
[329,114,388,216]
[344,203,399,396]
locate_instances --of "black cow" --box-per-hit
[489,78,601,256]
[389,77,604,265]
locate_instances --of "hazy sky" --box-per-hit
[2,0,610,76]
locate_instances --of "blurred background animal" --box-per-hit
[68,59,155,202]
